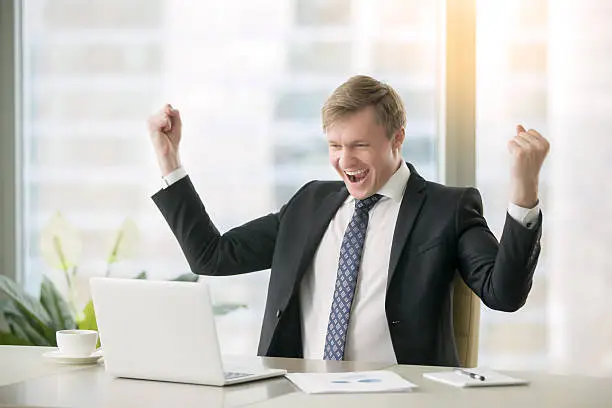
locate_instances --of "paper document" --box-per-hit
[423,368,529,387]
[285,370,417,394]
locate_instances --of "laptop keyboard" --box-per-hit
[224,371,253,380]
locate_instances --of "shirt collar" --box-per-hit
[346,161,411,204]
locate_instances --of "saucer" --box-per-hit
[42,349,103,365]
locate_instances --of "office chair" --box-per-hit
[452,273,481,367]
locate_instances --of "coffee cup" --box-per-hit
[56,330,98,357]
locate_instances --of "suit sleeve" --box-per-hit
[152,176,282,276]
[455,187,542,312]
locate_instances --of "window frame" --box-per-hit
[0,0,22,284]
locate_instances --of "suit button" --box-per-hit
[276,310,282,318]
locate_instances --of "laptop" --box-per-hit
[90,277,287,386]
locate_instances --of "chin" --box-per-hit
[344,180,374,200]
[350,190,370,200]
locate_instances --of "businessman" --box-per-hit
[148,75,549,366]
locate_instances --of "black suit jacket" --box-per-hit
[152,163,542,366]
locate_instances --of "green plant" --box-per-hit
[0,273,245,346]
[0,274,75,346]
[0,213,246,346]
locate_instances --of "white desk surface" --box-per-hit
[1,346,610,408]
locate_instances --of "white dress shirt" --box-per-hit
[299,162,411,364]
[161,164,540,363]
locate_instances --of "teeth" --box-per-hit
[344,169,367,176]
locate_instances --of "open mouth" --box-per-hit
[344,168,370,184]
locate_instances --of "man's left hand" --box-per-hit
[508,125,550,208]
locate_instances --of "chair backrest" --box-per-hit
[452,274,481,367]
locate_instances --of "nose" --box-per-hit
[338,148,355,169]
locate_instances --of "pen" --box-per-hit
[454,368,486,381]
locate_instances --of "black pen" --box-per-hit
[454,368,486,381]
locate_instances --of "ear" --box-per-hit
[392,128,405,151]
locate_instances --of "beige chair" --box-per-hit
[452,274,481,367]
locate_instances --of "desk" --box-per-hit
[1,346,611,407]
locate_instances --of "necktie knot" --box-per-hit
[355,194,382,213]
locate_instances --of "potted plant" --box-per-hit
[0,212,245,346]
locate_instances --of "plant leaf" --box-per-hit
[0,275,53,328]
[78,300,98,331]
[212,304,246,315]
[77,300,100,348]
[5,311,32,342]
[107,218,140,264]
[134,271,147,279]
[39,211,82,270]
[0,277,55,344]
[0,297,9,331]
[171,273,199,282]
[40,276,76,331]
[4,303,54,346]
[0,330,33,346]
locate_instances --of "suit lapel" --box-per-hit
[293,187,349,289]
[387,163,427,291]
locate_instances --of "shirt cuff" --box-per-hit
[161,166,188,189]
[507,201,541,229]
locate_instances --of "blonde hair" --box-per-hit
[322,75,406,138]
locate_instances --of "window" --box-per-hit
[15,0,612,374]
[21,0,440,355]
[476,0,612,374]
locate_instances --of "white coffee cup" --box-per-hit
[56,330,98,357]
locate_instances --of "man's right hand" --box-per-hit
[147,103,183,176]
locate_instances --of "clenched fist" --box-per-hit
[147,104,183,176]
[508,125,550,208]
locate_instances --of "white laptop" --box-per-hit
[90,277,287,386]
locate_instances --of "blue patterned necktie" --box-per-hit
[323,194,383,360]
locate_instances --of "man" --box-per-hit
[148,75,549,366]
